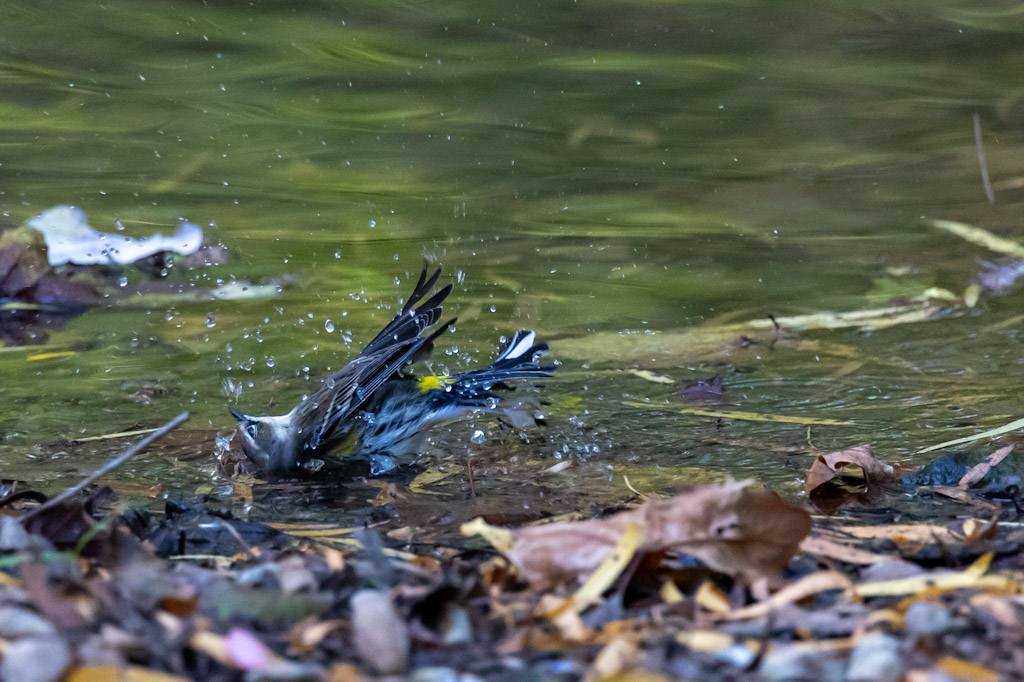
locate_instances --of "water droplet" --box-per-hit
[118,276,128,288]
[325,319,335,333]
[471,429,486,444]
[266,357,275,368]
[334,250,341,258]
[206,313,216,328]
[369,220,376,227]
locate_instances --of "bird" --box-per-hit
[230,264,555,475]
[352,328,554,475]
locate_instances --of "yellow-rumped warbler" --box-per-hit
[230,265,555,474]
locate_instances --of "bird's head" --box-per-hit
[230,409,299,474]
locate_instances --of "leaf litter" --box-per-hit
[8,419,1024,681]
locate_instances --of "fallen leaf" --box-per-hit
[675,630,736,653]
[805,445,895,494]
[68,666,189,682]
[833,523,958,544]
[679,374,724,402]
[538,595,592,642]
[805,445,900,513]
[723,571,852,621]
[464,479,811,587]
[587,636,638,681]
[851,552,1014,598]
[917,415,1024,454]
[694,581,730,614]
[626,369,674,384]
[288,618,347,654]
[930,218,1024,260]
[799,533,893,565]
[571,523,642,612]
[958,444,1015,488]
[921,485,1003,513]
[626,401,853,426]
[935,657,1001,682]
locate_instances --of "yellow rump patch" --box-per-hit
[417,375,455,393]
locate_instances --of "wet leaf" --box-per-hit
[626,369,675,384]
[805,445,896,494]
[930,218,1024,260]
[626,401,854,426]
[805,445,899,513]
[465,479,811,587]
[679,374,724,402]
[918,416,1024,454]
[958,445,1015,488]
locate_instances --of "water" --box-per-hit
[2,1,1023,530]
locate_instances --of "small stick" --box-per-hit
[21,412,189,521]
[973,112,996,206]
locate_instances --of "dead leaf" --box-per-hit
[800,533,893,565]
[626,369,674,384]
[833,523,958,544]
[679,374,724,402]
[852,552,1015,598]
[587,636,638,682]
[957,444,1015,488]
[287,618,347,655]
[571,523,642,612]
[805,445,896,494]
[695,581,731,614]
[805,445,901,513]
[538,595,593,642]
[68,667,189,682]
[921,485,1003,513]
[464,479,811,587]
[935,657,1001,682]
[723,571,852,621]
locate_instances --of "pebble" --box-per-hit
[846,633,902,682]
[905,601,952,637]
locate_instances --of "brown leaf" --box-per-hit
[68,666,189,682]
[957,444,1015,489]
[476,479,810,587]
[921,485,1003,513]
[805,445,896,495]
[679,374,724,402]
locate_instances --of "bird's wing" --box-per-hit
[293,263,454,451]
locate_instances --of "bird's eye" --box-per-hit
[246,424,258,439]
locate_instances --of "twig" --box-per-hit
[973,112,996,207]
[21,412,189,521]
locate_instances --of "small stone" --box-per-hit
[0,636,71,682]
[760,643,845,682]
[351,589,409,674]
[846,633,902,682]
[0,606,57,638]
[905,601,952,637]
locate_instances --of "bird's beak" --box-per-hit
[229,408,248,422]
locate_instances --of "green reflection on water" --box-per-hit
[1,0,1023,528]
